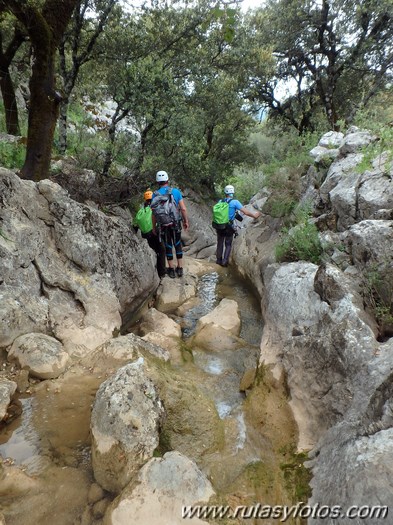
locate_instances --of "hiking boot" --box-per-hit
[167,268,176,279]
[176,266,183,278]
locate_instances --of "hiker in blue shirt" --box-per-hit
[133,190,166,278]
[215,184,260,267]
[151,170,189,278]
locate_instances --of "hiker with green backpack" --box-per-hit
[212,184,260,267]
[133,189,166,278]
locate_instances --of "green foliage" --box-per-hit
[362,262,393,337]
[0,140,26,169]
[275,205,324,264]
[356,124,393,174]
[226,167,265,204]
[249,0,393,132]
[249,124,319,217]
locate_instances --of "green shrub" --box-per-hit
[362,262,393,337]
[0,141,26,169]
[275,205,323,264]
[225,166,265,203]
[247,125,320,218]
[356,124,393,174]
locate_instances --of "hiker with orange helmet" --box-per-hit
[133,189,166,278]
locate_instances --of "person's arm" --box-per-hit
[179,199,189,231]
[239,206,261,219]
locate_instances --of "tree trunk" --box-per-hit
[58,98,69,154]
[20,40,60,181]
[0,26,25,135]
[102,117,118,178]
[134,122,153,176]
[1,0,79,181]
[0,67,20,135]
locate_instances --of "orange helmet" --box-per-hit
[144,189,153,201]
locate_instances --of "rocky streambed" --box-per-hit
[0,257,306,525]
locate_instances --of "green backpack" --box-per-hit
[134,206,153,234]
[212,199,232,229]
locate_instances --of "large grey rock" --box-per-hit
[91,359,164,493]
[345,220,393,270]
[139,308,182,363]
[155,272,198,313]
[329,171,362,230]
[0,378,17,420]
[357,154,393,220]
[308,339,393,523]
[181,188,216,259]
[338,127,377,155]
[191,298,242,352]
[319,153,364,206]
[0,169,158,355]
[104,451,214,525]
[260,262,380,450]
[8,333,69,379]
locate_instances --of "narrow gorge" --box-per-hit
[0,127,392,524]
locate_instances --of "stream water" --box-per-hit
[0,265,302,525]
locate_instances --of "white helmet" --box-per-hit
[156,170,169,182]
[224,184,235,195]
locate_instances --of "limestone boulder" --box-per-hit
[0,378,17,420]
[319,130,344,149]
[141,332,182,364]
[260,262,380,450]
[231,213,281,299]
[84,333,170,371]
[308,339,393,521]
[104,451,214,525]
[139,308,182,339]
[319,152,364,206]
[138,308,182,363]
[0,168,158,355]
[91,359,164,493]
[345,220,393,270]
[309,145,340,164]
[180,188,216,259]
[338,127,377,155]
[155,273,198,313]
[196,298,240,335]
[328,171,362,230]
[191,298,242,352]
[8,333,69,379]
[357,154,393,220]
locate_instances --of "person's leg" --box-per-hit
[174,228,183,266]
[222,232,234,266]
[162,227,175,277]
[174,228,184,276]
[216,231,224,265]
[148,234,166,277]
[163,227,175,268]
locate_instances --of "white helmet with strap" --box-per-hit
[224,184,235,195]
[156,170,169,182]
